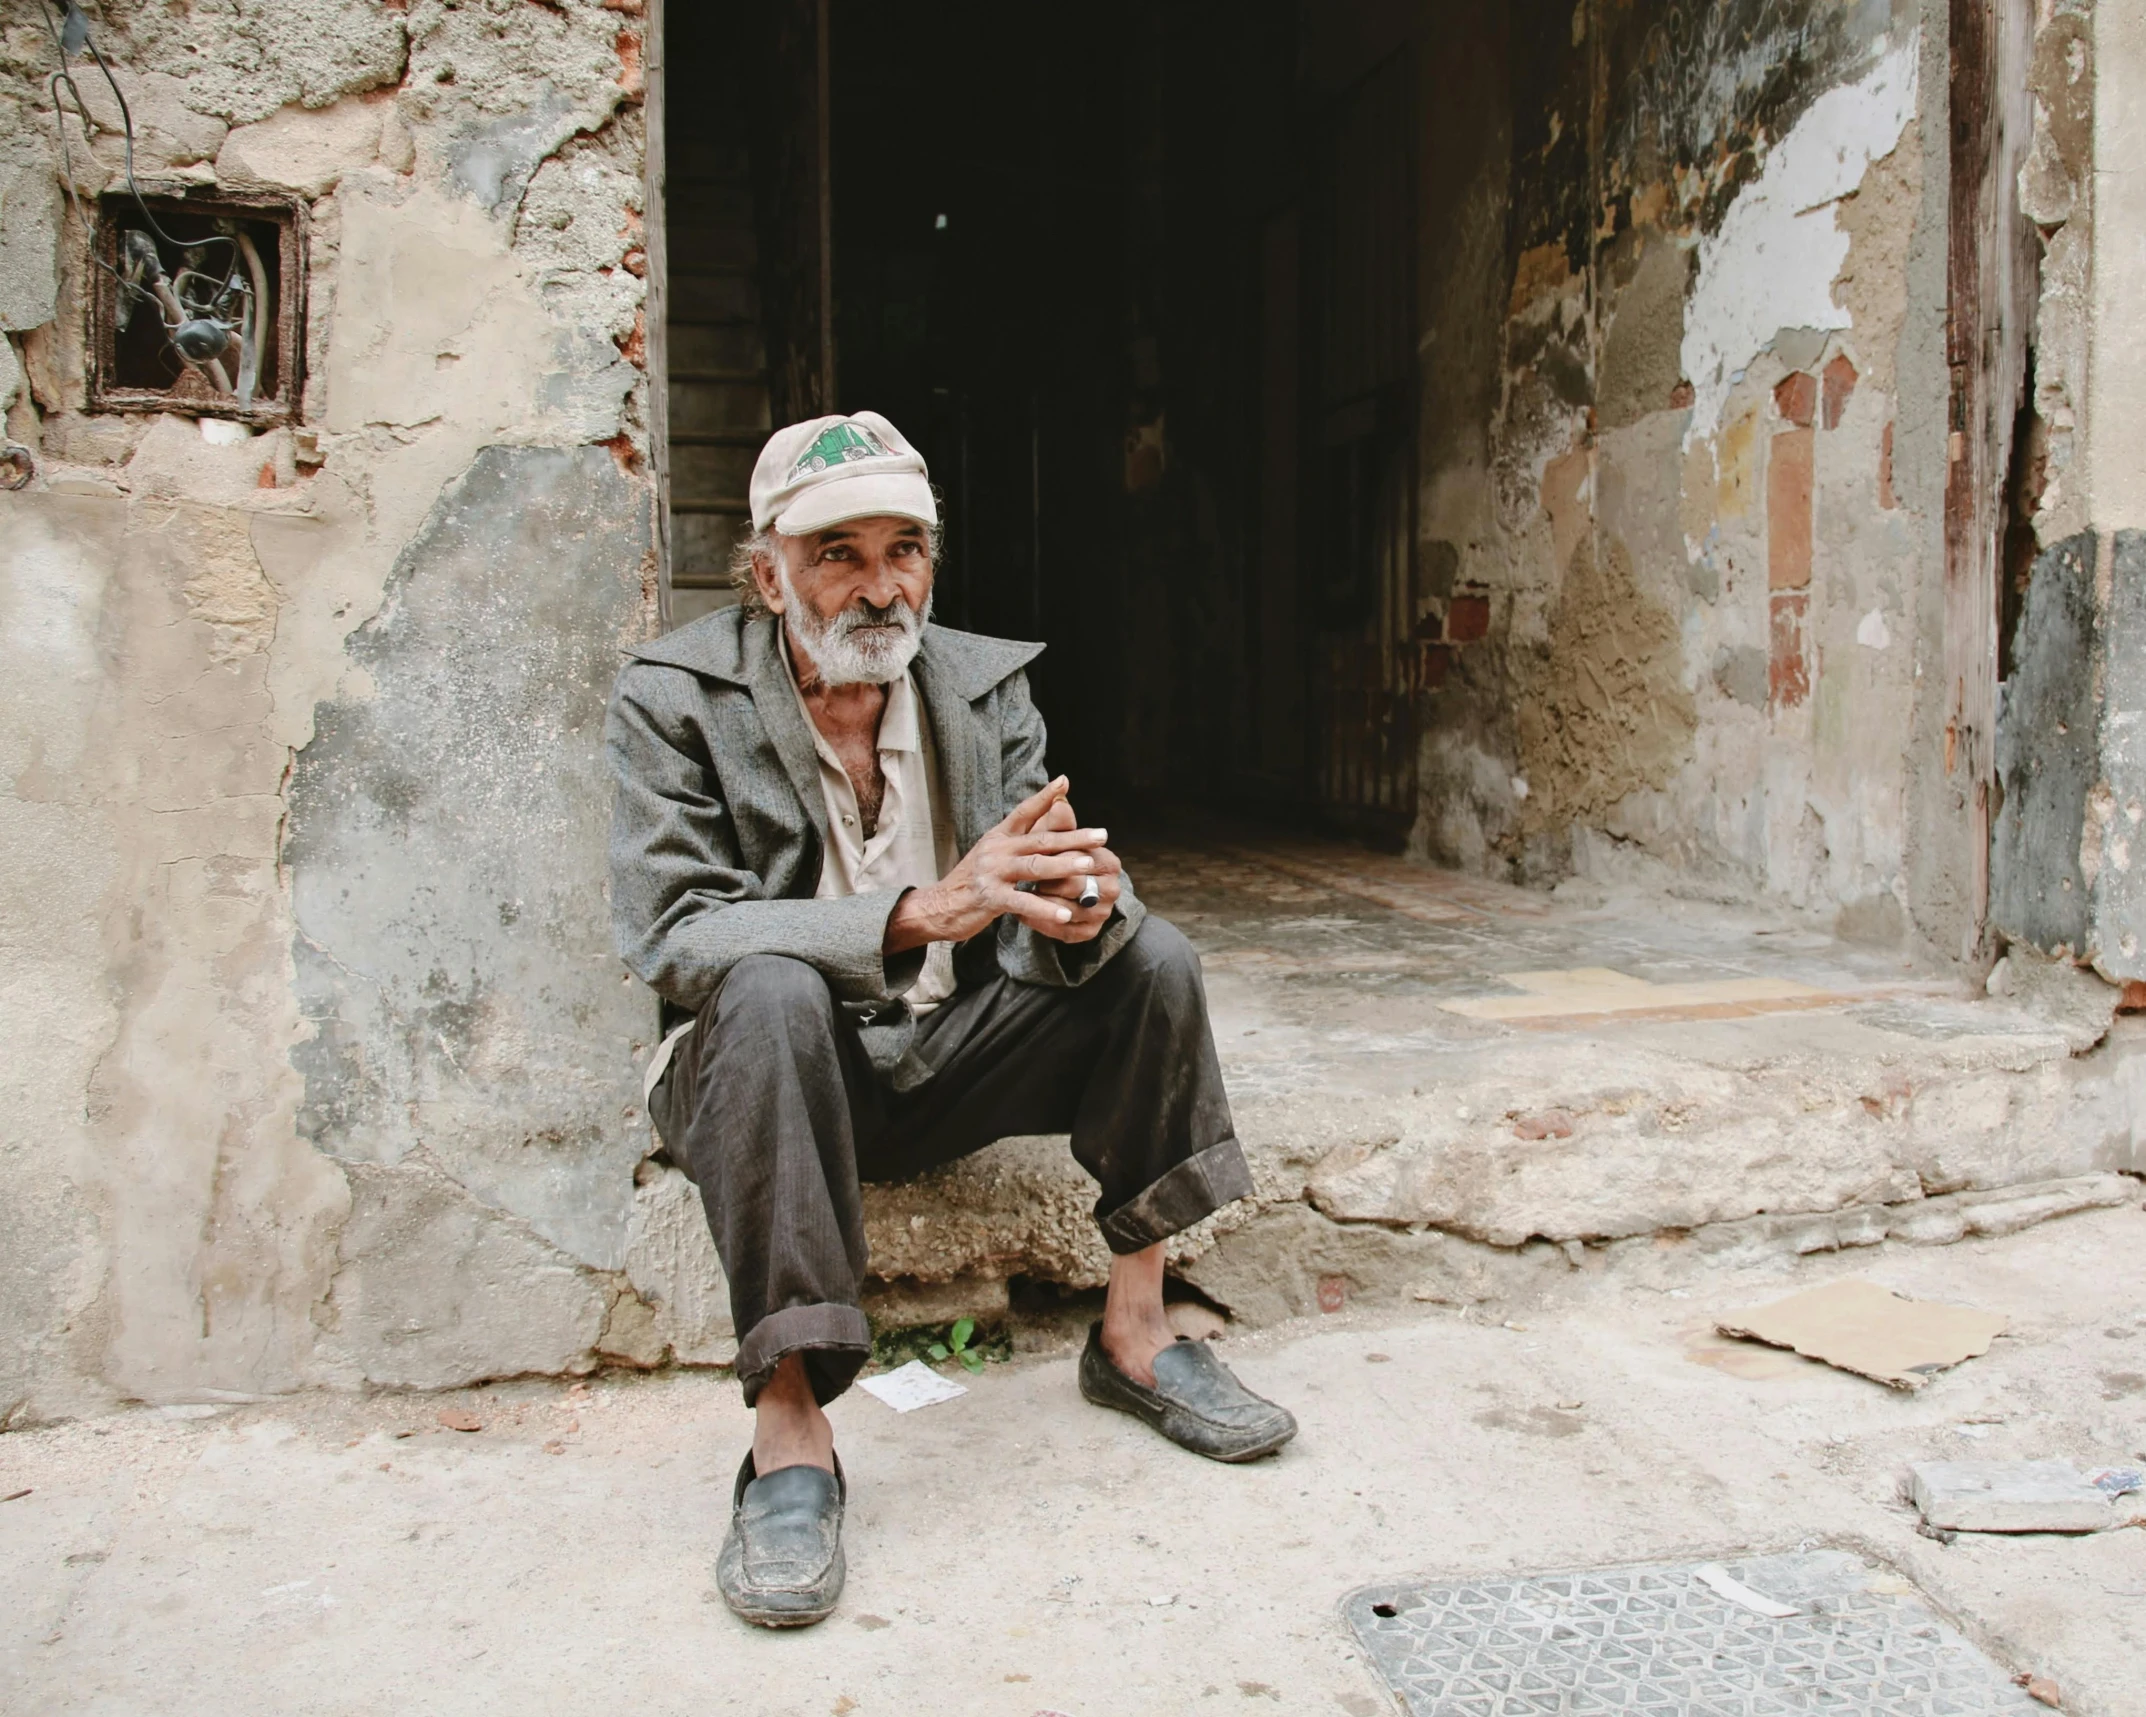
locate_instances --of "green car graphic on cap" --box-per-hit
[791,421,889,477]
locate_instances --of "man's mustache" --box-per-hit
[835,601,920,632]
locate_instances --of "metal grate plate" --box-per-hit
[1344,1550,2038,1716]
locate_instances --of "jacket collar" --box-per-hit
[740,614,832,858]
[626,606,1045,855]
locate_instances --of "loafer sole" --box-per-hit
[719,1545,847,1628]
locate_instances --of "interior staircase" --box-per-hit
[661,43,772,627]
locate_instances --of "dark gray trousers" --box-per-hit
[650,916,1252,1406]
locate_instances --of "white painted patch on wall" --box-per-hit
[1680,36,1920,447]
[1857,609,1891,649]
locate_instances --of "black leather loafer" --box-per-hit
[1079,1324,1298,1462]
[715,1452,846,1627]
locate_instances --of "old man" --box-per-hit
[605,410,1293,1627]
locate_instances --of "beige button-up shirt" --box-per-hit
[784,651,962,1014]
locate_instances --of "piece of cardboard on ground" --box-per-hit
[1908,1460,2139,1534]
[1715,1278,2006,1390]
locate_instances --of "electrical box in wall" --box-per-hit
[88,185,307,426]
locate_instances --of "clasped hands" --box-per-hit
[884,776,1121,953]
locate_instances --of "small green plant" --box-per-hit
[868,1315,1008,1373]
[927,1317,984,1374]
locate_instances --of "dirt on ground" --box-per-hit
[3,1203,2144,1715]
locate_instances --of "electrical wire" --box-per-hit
[37,0,263,398]
[38,0,229,260]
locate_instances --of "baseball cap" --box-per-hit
[748,410,938,536]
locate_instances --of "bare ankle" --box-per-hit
[752,1354,835,1474]
[1101,1243,1176,1386]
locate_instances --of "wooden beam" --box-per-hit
[1945,0,2038,935]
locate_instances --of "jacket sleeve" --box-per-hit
[605,664,926,1012]
[990,667,1147,987]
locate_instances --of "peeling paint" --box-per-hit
[1681,37,1920,446]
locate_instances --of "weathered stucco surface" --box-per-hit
[2090,0,2144,532]
[1989,6,2146,981]
[1991,533,2099,952]
[0,0,659,1422]
[286,444,649,1378]
[1412,2,1956,958]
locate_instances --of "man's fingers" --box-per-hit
[1001,886,1080,935]
[1037,797,1078,834]
[1002,826,1111,857]
[1021,854,1124,892]
[1033,872,1123,902]
[1008,850,1109,885]
[999,776,1070,837]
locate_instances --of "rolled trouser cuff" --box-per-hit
[734,1303,873,1406]
[1095,1137,1255,1255]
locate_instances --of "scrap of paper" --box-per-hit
[1692,1563,1799,1618]
[856,1359,968,1413]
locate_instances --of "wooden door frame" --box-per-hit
[1946,0,2038,937]
[644,0,673,629]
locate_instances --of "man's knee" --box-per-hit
[1114,915,1202,998]
[711,953,836,1028]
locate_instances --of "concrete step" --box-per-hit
[841,835,2146,1319]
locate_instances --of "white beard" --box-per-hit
[778,565,931,687]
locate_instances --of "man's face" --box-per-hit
[758,514,935,687]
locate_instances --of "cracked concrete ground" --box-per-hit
[4,1204,2143,1716]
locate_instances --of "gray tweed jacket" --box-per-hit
[604,606,1144,1073]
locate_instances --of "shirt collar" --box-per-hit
[778,622,922,761]
[876,670,921,754]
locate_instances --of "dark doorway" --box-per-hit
[660,1,1403,832]
[824,3,1138,793]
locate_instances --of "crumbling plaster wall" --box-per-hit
[2071,1,2146,978]
[2088,0,2142,539]
[0,0,717,1424]
[1987,1,2146,984]
[1412,0,1961,953]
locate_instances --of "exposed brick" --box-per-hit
[1822,352,1859,429]
[1316,1275,1347,1314]
[1414,642,1452,692]
[1669,379,1695,410]
[1769,591,1810,709]
[1445,592,1490,643]
[1768,427,1814,590]
[1513,1109,1575,1141]
[1773,371,1817,427]
[615,26,645,98]
[1878,419,1897,508]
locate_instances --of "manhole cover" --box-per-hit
[1344,1550,2037,1715]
